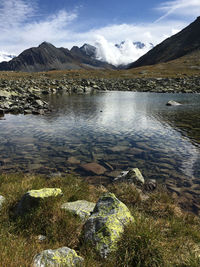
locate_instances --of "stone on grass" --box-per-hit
[115,168,145,186]
[16,188,62,215]
[83,192,134,258]
[0,195,5,210]
[33,247,84,267]
[61,200,95,221]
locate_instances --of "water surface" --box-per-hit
[0,92,200,212]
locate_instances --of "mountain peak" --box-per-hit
[39,42,55,48]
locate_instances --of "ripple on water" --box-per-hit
[0,92,200,213]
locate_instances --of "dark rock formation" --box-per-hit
[0,42,115,72]
[129,17,200,68]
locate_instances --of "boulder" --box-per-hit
[16,188,62,215]
[115,168,145,186]
[61,200,95,221]
[166,100,182,106]
[83,192,134,258]
[80,162,106,175]
[33,247,84,267]
[0,195,5,210]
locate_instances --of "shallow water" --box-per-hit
[0,92,200,211]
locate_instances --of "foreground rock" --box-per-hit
[61,200,95,220]
[33,247,84,267]
[115,168,145,186]
[83,192,134,258]
[0,195,5,210]
[16,188,62,215]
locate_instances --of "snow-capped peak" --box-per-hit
[0,52,16,63]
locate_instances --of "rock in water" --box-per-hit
[61,200,95,221]
[80,162,106,175]
[33,247,84,267]
[83,192,134,258]
[166,100,182,106]
[16,188,63,215]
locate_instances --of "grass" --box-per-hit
[0,174,200,266]
[1,49,200,81]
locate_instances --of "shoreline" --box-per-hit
[0,76,200,115]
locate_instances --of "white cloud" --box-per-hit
[0,0,197,65]
[95,36,152,66]
[0,0,34,29]
[155,0,200,22]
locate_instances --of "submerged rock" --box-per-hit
[16,188,63,215]
[166,100,182,106]
[80,162,106,175]
[61,200,95,220]
[83,192,134,258]
[33,247,84,267]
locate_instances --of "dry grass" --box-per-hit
[0,174,199,266]
[0,50,200,81]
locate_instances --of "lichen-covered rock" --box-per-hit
[33,247,84,267]
[0,195,5,210]
[83,192,134,258]
[115,168,145,186]
[61,200,95,221]
[16,188,62,215]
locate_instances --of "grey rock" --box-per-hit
[61,200,95,220]
[0,195,5,210]
[166,100,182,106]
[115,168,145,186]
[83,192,134,258]
[33,247,84,267]
[16,188,63,215]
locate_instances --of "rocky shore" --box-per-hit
[0,75,200,115]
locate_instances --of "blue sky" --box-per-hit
[0,0,200,55]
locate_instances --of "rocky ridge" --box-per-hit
[0,76,200,115]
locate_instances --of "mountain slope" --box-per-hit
[0,42,114,72]
[128,16,200,69]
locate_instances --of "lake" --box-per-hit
[0,92,200,212]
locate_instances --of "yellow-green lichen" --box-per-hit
[33,247,84,267]
[85,192,134,257]
[28,188,62,198]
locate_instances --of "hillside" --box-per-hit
[0,42,114,72]
[129,16,200,69]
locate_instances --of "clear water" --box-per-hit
[0,92,200,197]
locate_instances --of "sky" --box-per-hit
[0,0,200,64]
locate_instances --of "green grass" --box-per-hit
[0,174,199,266]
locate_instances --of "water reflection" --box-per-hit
[0,92,200,213]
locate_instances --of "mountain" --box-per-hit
[115,41,153,50]
[0,52,15,62]
[0,42,114,72]
[128,17,200,69]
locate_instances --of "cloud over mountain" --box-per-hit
[95,37,152,66]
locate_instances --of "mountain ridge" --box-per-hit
[0,42,114,72]
[128,16,200,69]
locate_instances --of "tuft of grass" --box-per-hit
[0,174,200,266]
[110,218,164,267]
